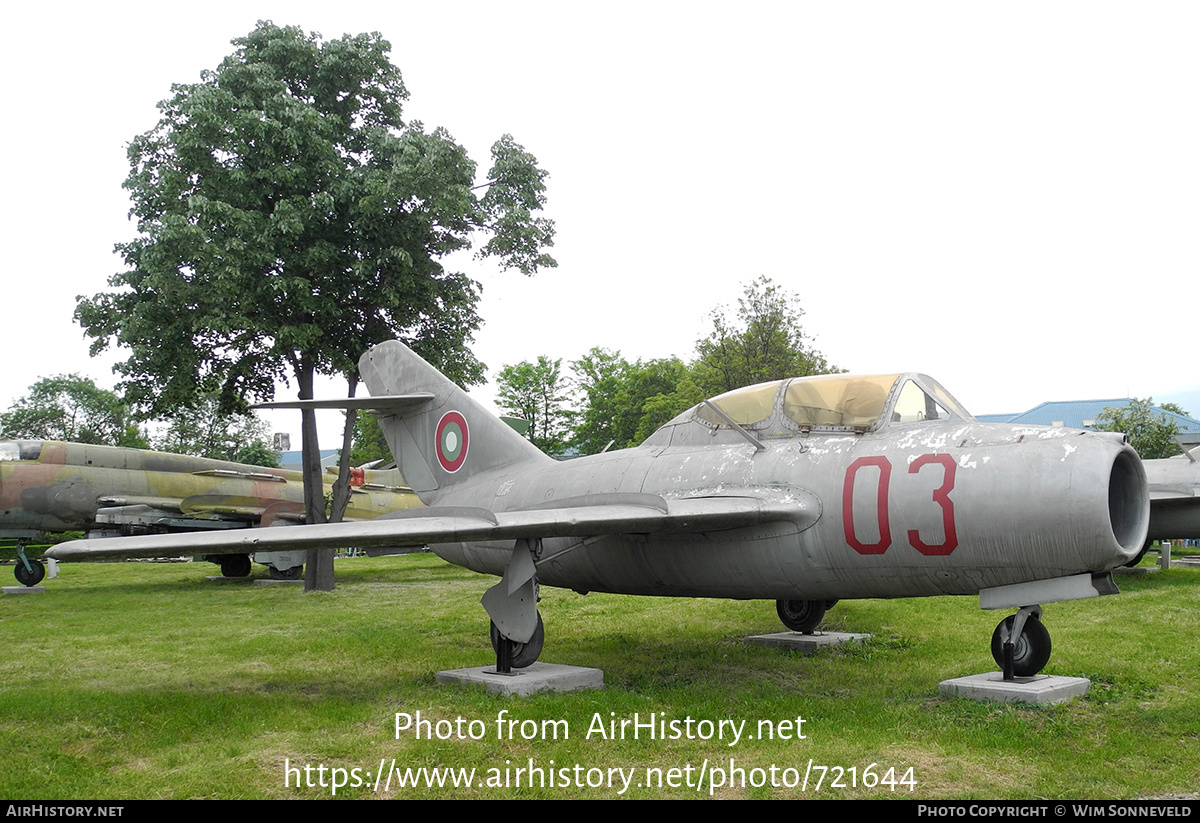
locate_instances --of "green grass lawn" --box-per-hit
[1,554,1197,799]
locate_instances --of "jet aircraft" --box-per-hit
[49,341,1150,677]
[1143,444,1200,543]
[2,439,420,585]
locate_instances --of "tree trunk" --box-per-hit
[328,374,357,524]
[296,361,335,592]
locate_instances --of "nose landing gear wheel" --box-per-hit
[15,558,45,587]
[990,614,1052,677]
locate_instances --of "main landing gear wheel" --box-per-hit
[268,564,303,580]
[776,599,827,634]
[219,554,252,578]
[14,558,46,587]
[1123,542,1151,568]
[990,614,1052,677]
[490,612,545,669]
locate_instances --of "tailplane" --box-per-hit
[359,341,550,502]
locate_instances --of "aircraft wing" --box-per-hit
[1149,487,1199,501]
[45,491,818,561]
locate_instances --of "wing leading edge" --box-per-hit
[44,492,819,562]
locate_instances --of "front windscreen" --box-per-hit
[695,381,782,427]
[890,378,971,424]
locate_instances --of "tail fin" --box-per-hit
[359,341,550,502]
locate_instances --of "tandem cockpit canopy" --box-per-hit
[0,441,46,462]
[651,374,973,445]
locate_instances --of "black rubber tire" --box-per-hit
[268,564,303,580]
[990,615,1052,677]
[15,558,45,587]
[219,554,252,578]
[776,599,827,633]
[1123,543,1151,568]
[490,612,545,669]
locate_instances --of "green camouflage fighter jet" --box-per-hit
[1,439,421,585]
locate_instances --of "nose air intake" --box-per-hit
[1108,447,1149,555]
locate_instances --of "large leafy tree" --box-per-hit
[568,347,629,454]
[569,279,835,452]
[495,357,574,456]
[627,362,704,445]
[0,375,146,448]
[569,350,700,453]
[1094,399,1187,459]
[75,23,554,588]
[693,276,837,395]
[346,412,391,467]
[151,397,278,467]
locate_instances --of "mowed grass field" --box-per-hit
[1,552,1197,800]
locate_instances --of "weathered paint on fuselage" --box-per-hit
[429,420,1144,602]
[0,440,420,535]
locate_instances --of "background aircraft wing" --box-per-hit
[1149,487,1200,501]
[45,491,819,561]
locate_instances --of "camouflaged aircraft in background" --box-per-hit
[50,341,1152,679]
[1,439,421,585]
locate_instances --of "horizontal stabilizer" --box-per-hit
[252,394,434,413]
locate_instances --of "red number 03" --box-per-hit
[842,454,958,556]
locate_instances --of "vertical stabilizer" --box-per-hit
[359,341,550,503]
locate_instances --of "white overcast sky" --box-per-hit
[2,1,1198,447]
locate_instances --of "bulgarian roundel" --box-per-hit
[435,411,469,473]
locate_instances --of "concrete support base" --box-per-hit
[204,576,255,583]
[435,662,604,697]
[938,672,1091,704]
[254,578,304,586]
[2,586,46,595]
[745,631,870,653]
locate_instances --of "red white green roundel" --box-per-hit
[435,411,469,473]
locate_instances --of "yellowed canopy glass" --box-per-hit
[783,374,896,428]
[695,374,905,430]
[695,380,782,427]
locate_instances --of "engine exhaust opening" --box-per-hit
[1109,448,1149,553]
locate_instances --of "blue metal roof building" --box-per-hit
[977,399,1200,446]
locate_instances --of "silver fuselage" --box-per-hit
[430,420,1146,601]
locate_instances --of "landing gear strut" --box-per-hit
[991,606,1052,679]
[482,538,544,673]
